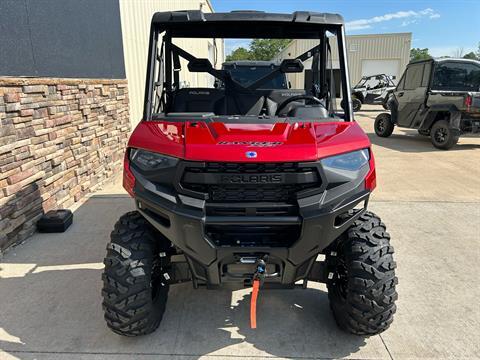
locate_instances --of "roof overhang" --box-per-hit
[151,10,344,38]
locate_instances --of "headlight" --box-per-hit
[130,149,178,171]
[321,149,369,171]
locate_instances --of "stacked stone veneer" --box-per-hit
[0,78,131,252]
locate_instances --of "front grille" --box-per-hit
[180,161,321,247]
[181,162,320,203]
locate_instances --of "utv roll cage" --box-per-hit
[354,74,396,88]
[142,10,353,121]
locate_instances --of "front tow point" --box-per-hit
[250,258,266,329]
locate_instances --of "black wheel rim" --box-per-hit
[335,258,349,299]
[151,256,167,300]
[434,127,448,144]
[377,118,386,132]
[331,248,349,301]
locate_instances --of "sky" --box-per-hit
[210,0,480,57]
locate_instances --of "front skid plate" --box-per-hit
[136,187,369,287]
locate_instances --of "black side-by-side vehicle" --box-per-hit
[375,58,480,149]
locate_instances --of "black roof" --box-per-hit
[409,58,480,65]
[152,10,344,25]
[151,10,344,38]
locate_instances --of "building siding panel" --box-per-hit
[276,33,411,90]
[120,0,223,126]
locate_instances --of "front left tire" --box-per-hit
[326,211,398,335]
[102,211,171,336]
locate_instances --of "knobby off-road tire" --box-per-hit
[374,113,394,138]
[327,211,398,335]
[352,97,362,112]
[430,120,459,150]
[102,211,171,336]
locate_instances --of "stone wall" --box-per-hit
[0,78,131,252]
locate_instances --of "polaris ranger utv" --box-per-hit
[102,10,397,337]
[375,58,480,149]
[351,74,397,111]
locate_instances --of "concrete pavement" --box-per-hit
[1,105,479,359]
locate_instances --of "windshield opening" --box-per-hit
[147,27,351,123]
[221,63,288,89]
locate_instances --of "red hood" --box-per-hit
[128,121,371,162]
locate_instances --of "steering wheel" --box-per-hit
[275,95,326,116]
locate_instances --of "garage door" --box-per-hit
[361,59,400,79]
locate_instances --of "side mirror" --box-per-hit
[288,81,292,89]
[188,58,213,72]
[280,59,304,73]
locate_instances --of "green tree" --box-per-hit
[476,42,480,59]
[410,48,431,61]
[249,39,291,61]
[225,47,253,62]
[463,51,479,60]
[225,39,291,61]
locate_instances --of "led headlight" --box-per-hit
[321,149,370,171]
[130,149,178,171]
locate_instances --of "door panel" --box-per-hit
[395,63,427,128]
[365,88,383,103]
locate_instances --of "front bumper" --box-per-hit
[132,162,370,287]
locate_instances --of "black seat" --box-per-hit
[218,92,265,115]
[263,89,306,104]
[264,89,306,116]
[171,88,225,113]
[218,89,306,116]
[288,105,330,119]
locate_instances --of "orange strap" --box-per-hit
[250,279,260,329]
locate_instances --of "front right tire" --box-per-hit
[374,113,394,137]
[327,211,398,335]
[102,211,171,336]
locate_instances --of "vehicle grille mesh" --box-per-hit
[182,162,320,203]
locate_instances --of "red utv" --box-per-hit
[102,10,397,337]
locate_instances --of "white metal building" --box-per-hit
[119,0,224,126]
[275,32,412,92]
